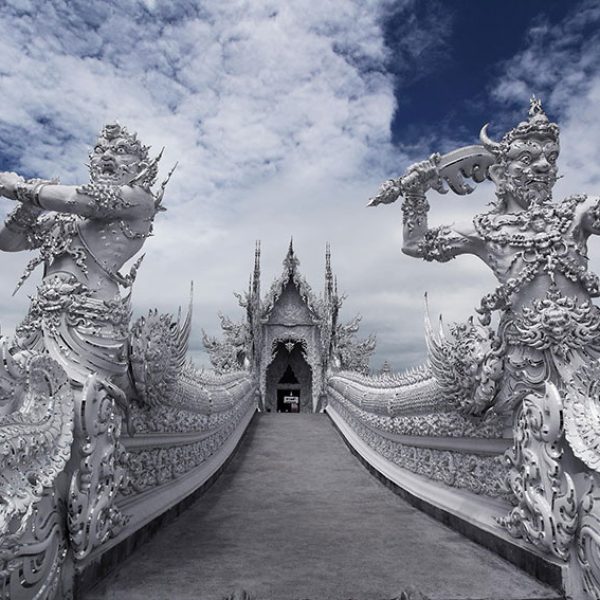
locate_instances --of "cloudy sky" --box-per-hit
[1,0,600,372]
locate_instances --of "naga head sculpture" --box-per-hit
[89,123,151,186]
[480,98,560,210]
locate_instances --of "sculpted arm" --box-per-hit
[0,171,154,220]
[385,156,480,262]
[0,173,45,251]
[403,219,480,263]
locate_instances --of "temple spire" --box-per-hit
[325,242,333,302]
[252,240,261,299]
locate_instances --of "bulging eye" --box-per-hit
[94,145,104,154]
[116,146,126,153]
[547,152,558,163]
[519,153,531,165]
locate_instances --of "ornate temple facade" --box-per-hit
[203,241,376,412]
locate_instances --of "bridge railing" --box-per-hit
[327,368,509,499]
[0,348,257,600]
[80,365,257,590]
[326,367,569,593]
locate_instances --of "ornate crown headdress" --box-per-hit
[480,97,560,157]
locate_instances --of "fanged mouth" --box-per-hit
[90,160,135,184]
[525,177,554,186]
[91,163,120,183]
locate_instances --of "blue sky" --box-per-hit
[385,0,573,143]
[1,0,600,371]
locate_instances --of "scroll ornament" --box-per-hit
[67,375,128,560]
[498,382,578,560]
[575,476,600,599]
[563,362,600,473]
[0,347,74,599]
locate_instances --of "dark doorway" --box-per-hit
[277,365,300,412]
[265,344,312,412]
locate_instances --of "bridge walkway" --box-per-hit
[85,414,559,600]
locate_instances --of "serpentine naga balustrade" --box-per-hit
[0,299,257,600]
[0,122,258,599]
[334,98,600,600]
[327,306,600,600]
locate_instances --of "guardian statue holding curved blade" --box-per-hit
[371,99,600,585]
[371,98,600,418]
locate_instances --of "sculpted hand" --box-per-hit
[0,172,24,200]
[368,153,444,206]
[401,153,444,195]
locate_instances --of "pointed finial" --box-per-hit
[283,236,299,275]
[529,95,543,117]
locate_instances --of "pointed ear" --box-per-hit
[488,163,505,185]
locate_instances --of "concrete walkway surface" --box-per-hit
[85,414,561,600]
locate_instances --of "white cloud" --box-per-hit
[2,1,599,375]
[0,0,420,370]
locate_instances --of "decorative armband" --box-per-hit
[417,225,458,262]
[4,204,44,246]
[14,179,54,208]
[401,194,430,232]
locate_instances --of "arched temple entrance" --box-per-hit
[205,240,374,412]
[265,341,313,412]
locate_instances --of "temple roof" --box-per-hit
[261,239,322,322]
